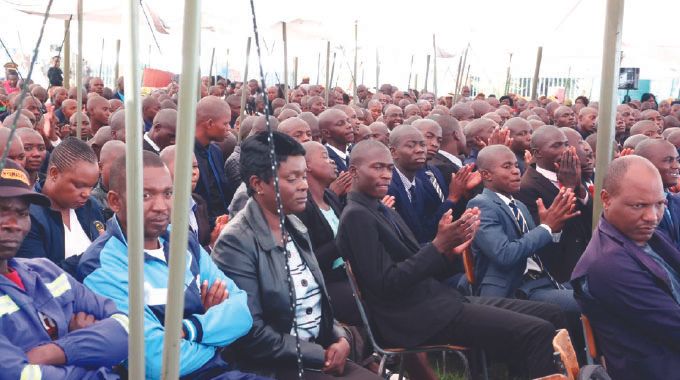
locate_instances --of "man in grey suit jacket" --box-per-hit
[468,146,581,317]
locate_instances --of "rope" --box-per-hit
[248,0,305,378]
[0,0,53,173]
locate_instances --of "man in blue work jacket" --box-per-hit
[0,159,128,380]
[78,151,266,380]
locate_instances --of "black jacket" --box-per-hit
[295,189,344,282]
[337,191,465,348]
[212,198,347,372]
[429,151,461,188]
[515,164,593,282]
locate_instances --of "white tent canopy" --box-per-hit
[2,0,679,99]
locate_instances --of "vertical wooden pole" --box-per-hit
[407,54,414,90]
[432,35,438,97]
[208,47,215,86]
[375,49,380,92]
[531,46,543,100]
[122,0,144,377]
[325,41,330,106]
[282,22,289,103]
[293,56,298,88]
[98,39,104,78]
[114,39,121,86]
[353,21,358,103]
[76,0,83,139]
[240,37,252,122]
[424,54,430,93]
[63,19,71,88]
[593,0,625,228]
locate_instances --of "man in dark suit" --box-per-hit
[635,138,680,249]
[143,109,177,155]
[516,125,592,282]
[319,108,354,173]
[571,156,680,380]
[193,96,235,227]
[506,117,533,175]
[338,140,567,379]
[387,124,470,244]
[427,115,465,187]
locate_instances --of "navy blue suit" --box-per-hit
[194,140,235,227]
[467,189,554,297]
[326,145,348,173]
[389,166,459,244]
[658,192,680,250]
[572,218,680,380]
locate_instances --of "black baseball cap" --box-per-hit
[0,159,51,207]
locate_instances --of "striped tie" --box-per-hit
[426,170,445,202]
[508,200,529,234]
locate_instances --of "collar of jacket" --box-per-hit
[347,190,382,210]
[241,197,309,252]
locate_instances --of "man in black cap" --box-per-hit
[0,159,129,379]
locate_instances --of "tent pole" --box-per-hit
[240,37,251,124]
[324,41,330,106]
[531,46,543,100]
[353,20,358,103]
[160,1,201,378]
[76,0,83,139]
[63,20,71,88]
[424,54,430,93]
[432,34,438,97]
[122,0,145,377]
[593,0,625,228]
[282,22,289,103]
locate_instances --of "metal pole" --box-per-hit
[208,47,215,86]
[375,49,379,92]
[114,39,121,87]
[282,22,289,103]
[531,46,543,100]
[456,45,469,97]
[316,51,321,85]
[325,41,330,106]
[98,39,104,78]
[593,0,624,228]
[161,0,201,379]
[432,35,438,97]
[407,54,414,90]
[240,37,251,123]
[329,52,336,92]
[454,54,462,100]
[504,53,513,95]
[424,54,430,93]
[464,64,470,88]
[293,56,298,88]
[76,0,83,139]
[353,21,358,103]
[414,74,418,93]
[122,0,144,378]
[63,19,71,88]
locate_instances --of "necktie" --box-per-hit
[408,184,417,204]
[426,170,445,202]
[508,200,529,234]
[510,199,562,288]
[378,203,405,241]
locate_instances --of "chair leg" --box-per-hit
[480,349,489,380]
[398,354,405,380]
[452,350,471,380]
[442,351,447,374]
[378,354,388,379]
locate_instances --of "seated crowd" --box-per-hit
[1,63,680,380]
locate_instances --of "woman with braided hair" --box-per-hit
[17,137,104,275]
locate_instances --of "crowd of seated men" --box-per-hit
[2,64,680,379]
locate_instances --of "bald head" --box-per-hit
[349,139,391,167]
[470,100,491,119]
[411,119,441,136]
[477,145,515,172]
[278,118,312,143]
[108,109,126,141]
[196,95,230,125]
[630,120,661,138]
[302,140,326,161]
[318,108,348,132]
[389,124,423,147]
[560,127,583,147]
[99,140,126,165]
[530,125,564,150]
[2,112,32,129]
[603,155,660,197]
[623,134,648,150]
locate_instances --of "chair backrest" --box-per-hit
[581,314,605,367]
[344,262,387,354]
[552,329,579,380]
[462,246,475,286]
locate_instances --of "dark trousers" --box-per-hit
[275,361,381,380]
[326,279,361,327]
[428,297,566,379]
